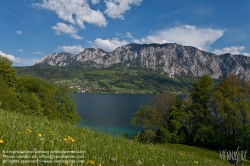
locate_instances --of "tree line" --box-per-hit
[131,74,250,153]
[0,56,80,123]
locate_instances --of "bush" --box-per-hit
[137,129,156,143]
[155,127,171,143]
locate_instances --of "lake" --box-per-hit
[75,93,155,137]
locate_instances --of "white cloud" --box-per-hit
[91,0,99,5]
[104,0,142,19]
[58,45,85,54]
[52,22,83,40]
[0,51,20,62]
[16,30,22,35]
[14,58,40,66]
[135,25,224,50]
[94,38,128,52]
[126,32,134,39]
[115,32,121,37]
[92,25,223,52]
[18,49,23,52]
[243,53,250,56]
[213,46,250,56]
[35,0,107,28]
[33,51,42,54]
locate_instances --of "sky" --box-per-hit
[1,0,250,66]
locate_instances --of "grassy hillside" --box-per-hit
[0,109,237,166]
[16,65,200,94]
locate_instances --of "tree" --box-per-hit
[131,92,184,143]
[212,75,250,150]
[0,76,21,111]
[18,92,43,115]
[131,105,162,130]
[167,97,187,143]
[188,74,215,145]
[55,85,80,123]
[152,92,177,126]
[16,76,42,94]
[0,56,20,111]
[0,56,17,87]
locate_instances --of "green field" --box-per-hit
[0,109,244,166]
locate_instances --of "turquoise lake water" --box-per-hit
[74,93,155,137]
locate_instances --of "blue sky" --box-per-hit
[1,0,250,66]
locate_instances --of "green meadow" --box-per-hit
[0,108,238,166]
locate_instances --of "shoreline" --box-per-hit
[71,91,188,95]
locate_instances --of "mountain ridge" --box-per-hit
[35,43,250,81]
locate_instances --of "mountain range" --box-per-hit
[35,43,250,81]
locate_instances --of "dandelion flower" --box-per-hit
[38,133,42,137]
[0,139,3,144]
[88,160,95,165]
[193,161,199,164]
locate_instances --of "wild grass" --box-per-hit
[0,109,240,165]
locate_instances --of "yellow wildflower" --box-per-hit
[17,132,21,134]
[0,139,3,144]
[179,151,185,156]
[28,129,32,133]
[38,133,42,137]
[64,136,75,142]
[88,160,95,165]
[98,164,102,166]
[193,161,199,164]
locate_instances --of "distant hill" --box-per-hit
[34,43,250,81]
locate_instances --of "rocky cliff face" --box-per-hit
[35,52,74,66]
[35,43,250,80]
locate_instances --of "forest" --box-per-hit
[131,74,250,155]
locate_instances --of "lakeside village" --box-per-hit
[54,79,182,94]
